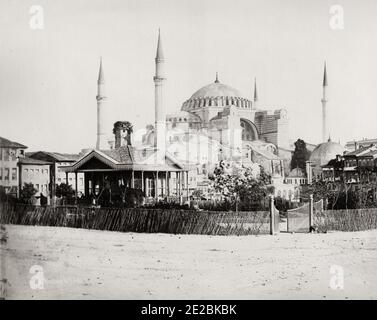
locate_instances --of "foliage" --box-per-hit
[291,139,310,171]
[210,160,271,211]
[124,188,144,208]
[19,183,38,204]
[274,196,299,213]
[301,180,377,209]
[191,189,205,200]
[112,121,133,134]
[56,183,75,199]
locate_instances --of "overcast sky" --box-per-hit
[1,0,377,153]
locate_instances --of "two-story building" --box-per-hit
[27,151,84,198]
[18,157,52,204]
[0,137,27,196]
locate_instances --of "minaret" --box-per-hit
[96,57,108,149]
[153,29,166,155]
[321,62,328,142]
[253,77,258,108]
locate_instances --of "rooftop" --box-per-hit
[19,157,52,165]
[27,151,80,162]
[0,136,27,149]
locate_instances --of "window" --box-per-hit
[4,168,9,180]
[11,168,17,181]
[0,168,2,180]
[10,149,17,161]
[4,149,11,161]
[0,148,2,160]
[36,169,39,174]
[36,184,39,191]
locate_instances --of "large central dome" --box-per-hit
[182,77,253,111]
[190,82,244,100]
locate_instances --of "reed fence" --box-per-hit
[314,208,377,232]
[0,201,270,236]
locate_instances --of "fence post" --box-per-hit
[309,194,314,232]
[269,195,275,235]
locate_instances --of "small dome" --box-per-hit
[309,140,345,166]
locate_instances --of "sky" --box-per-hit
[1,0,377,153]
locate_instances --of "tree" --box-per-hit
[210,160,272,211]
[19,183,38,204]
[192,189,204,200]
[291,139,311,171]
[55,183,75,198]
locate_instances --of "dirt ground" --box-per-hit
[1,224,377,299]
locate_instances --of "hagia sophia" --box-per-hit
[66,30,346,201]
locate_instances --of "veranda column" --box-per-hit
[165,171,168,197]
[269,195,275,235]
[155,171,158,200]
[131,170,135,188]
[186,171,189,198]
[175,172,178,197]
[141,171,144,193]
[309,194,314,232]
[74,172,78,203]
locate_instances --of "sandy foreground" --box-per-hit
[1,224,377,299]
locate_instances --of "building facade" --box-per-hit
[27,151,84,198]
[18,157,51,204]
[0,137,27,196]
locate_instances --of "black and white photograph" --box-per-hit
[1,0,377,305]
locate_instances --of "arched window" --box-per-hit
[240,119,258,141]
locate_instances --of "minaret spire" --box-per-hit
[156,28,164,62]
[253,77,258,107]
[215,72,219,83]
[323,61,328,87]
[321,61,328,142]
[98,57,105,84]
[153,29,166,158]
[96,57,108,150]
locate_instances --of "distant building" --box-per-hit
[285,167,307,185]
[345,138,377,152]
[342,145,377,184]
[27,151,84,198]
[0,136,27,196]
[0,137,54,201]
[18,157,51,204]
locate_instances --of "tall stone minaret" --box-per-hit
[96,57,108,150]
[253,77,258,108]
[321,62,328,142]
[153,29,166,154]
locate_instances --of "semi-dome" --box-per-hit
[181,76,253,111]
[309,139,345,166]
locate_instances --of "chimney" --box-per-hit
[113,121,133,148]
